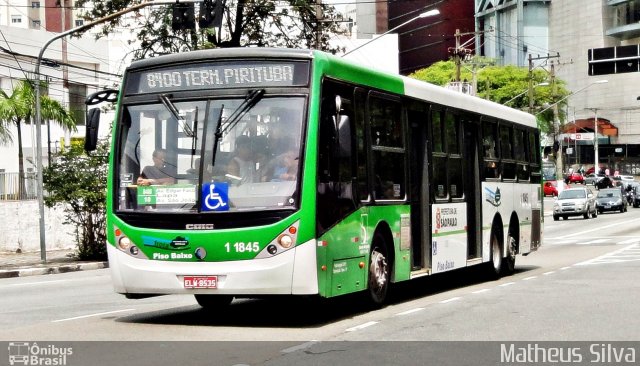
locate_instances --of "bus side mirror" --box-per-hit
[84,108,100,152]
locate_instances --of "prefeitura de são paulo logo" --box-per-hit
[8,342,73,366]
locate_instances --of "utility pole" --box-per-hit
[315,1,323,50]
[527,53,560,114]
[451,28,493,83]
[550,61,564,184]
[454,29,462,82]
[34,0,202,262]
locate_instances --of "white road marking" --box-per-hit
[576,239,608,245]
[472,288,491,294]
[440,297,461,304]
[560,267,571,270]
[575,244,639,266]
[499,282,515,287]
[281,341,319,354]
[522,276,537,281]
[395,308,424,316]
[555,218,640,239]
[543,271,555,275]
[345,321,378,332]
[52,309,135,323]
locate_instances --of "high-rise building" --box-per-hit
[476,0,640,175]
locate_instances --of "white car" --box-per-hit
[553,187,598,221]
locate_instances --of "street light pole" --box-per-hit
[342,9,440,57]
[34,0,200,262]
[536,79,608,115]
[586,108,600,174]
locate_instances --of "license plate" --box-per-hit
[184,276,218,289]
[604,205,611,209]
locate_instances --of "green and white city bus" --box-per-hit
[86,48,542,307]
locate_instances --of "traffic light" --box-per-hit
[199,0,225,29]
[172,2,195,31]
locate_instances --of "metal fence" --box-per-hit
[0,172,38,201]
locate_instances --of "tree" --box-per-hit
[43,139,109,260]
[74,0,346,59]
[0,80,76,199]
[409,60,570,135]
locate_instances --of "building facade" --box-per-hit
[389,0,475,75]
[476,0,640,175]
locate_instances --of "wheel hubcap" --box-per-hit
[370,250,388,294]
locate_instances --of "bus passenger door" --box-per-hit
[408,109,430,271]
[463,120,482,259]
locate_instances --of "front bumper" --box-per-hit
[107,239,319,296]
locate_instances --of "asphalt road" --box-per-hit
[1,199,639,365]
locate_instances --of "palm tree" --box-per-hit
[0,79,76,199]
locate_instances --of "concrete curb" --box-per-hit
[0,261,109,278]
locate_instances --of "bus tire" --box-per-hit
[488,228,503,278]
[367,234,390,306]
[502,233,517,275]
[194,295,233,308]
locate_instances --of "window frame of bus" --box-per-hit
[431,108,463,202]
[367,91,407,202]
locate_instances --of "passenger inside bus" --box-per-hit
[137,148,176,185]
[226,135,257,185]
[261,148,298,182]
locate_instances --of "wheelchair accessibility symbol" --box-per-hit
[201,182,229,211]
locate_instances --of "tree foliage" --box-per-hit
[75,0,346,59]
[0,80,76,199]
[409,59,570,134]
[43,140,109,260]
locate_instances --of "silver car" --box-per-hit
[553,187,598,221]
[584,173,606,186]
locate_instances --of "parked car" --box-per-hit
[543,180,567,197]
[584,173,606,186]
[552,187,598,221]
[564,172,585,184]
[595,188,628,213]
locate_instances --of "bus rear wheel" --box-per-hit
[488,229,503,278]
[194,295,233,309]
[367,235,390,306]
[502,234,517,275]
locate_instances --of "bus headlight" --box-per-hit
[278,234,293,248]
[114,225,148,259]
[118,236,132,250]
[255,221,300,259]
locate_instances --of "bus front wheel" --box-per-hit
[367,235,390,306]
[194,295,233,309]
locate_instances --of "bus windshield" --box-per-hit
[115,95,305,213]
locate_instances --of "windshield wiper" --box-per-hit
[220,89,265,136]
[159,93,194,137]
[211,104,225,168]
[210,89,265,167]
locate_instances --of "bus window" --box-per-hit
[354,88,369,201]
[445,112,459,154]
[482,122,499,179]
[317,80,358,233]
[432,110,444,153]
[370,95,405,201]
[433,155,447,199]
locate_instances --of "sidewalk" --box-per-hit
[0,248,108,278]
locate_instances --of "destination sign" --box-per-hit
[125,61,309,94]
